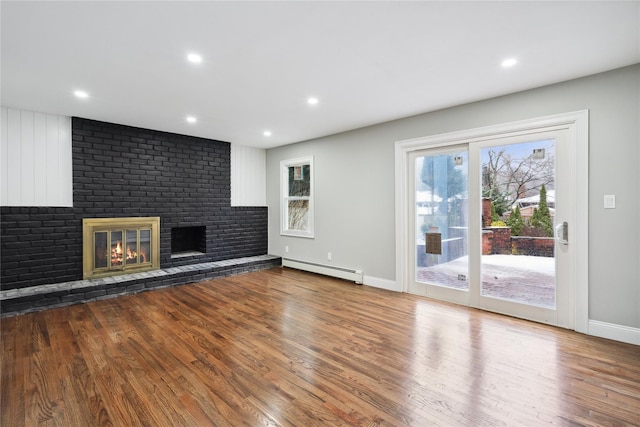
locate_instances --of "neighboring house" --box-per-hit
[512,190,555,224]
[518,205,555,225]
[416,190,443,216]
[515,190,555,208]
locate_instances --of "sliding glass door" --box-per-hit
[407,128,576,327]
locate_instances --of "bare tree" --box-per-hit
[287,200,309,230]
[502,151,554,200]
[482,148,507,199]
[482,148,509,215]
[483,145,555,210]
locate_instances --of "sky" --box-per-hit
[480,138,555,163]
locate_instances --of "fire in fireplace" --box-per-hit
[83,217,160,279]
[94,229,150,268]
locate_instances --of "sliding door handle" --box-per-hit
[555,221,568,245]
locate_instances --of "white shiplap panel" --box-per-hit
[45,113,60,206]
[57,115,73,206]
[6,108,22,205]
[1,107,73,207]
[1,108,9,205]
[231,144,266,206]
[20,111,35,205]
[33,112,48,204]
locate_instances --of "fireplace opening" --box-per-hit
[171,226,206,258]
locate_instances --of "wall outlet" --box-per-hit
[285,246,289,253]
[327,252,332,261]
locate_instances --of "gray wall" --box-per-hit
[266,64,640,329]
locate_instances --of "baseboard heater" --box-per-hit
[282,258,363,284]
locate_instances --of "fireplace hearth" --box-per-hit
[83,217,160,279]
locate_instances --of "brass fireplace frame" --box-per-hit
[82,217,160,279]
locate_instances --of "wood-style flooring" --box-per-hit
[2,267,639,426]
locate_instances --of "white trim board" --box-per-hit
[588,320,640,346]
[363,275,401,292]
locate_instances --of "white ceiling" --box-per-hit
[2,1,639,149]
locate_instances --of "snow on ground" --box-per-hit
[417,255,556,308]
[422,255,554,277]
[482,254,555,275]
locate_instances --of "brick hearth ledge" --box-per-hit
[1,255,281,316]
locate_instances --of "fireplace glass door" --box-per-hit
[83,217,160,279]
[93,228,152,271]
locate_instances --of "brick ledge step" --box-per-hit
[1,255,281,317]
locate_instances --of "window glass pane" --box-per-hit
[125,229,138,265]
[111,230,123,267]
[481,139,556,308]
[94,231,108,269]
[288,164,310,197]
[282,156,313,237]
[140,229,151,264]
[288,200,309,231]
[415,151,469,290]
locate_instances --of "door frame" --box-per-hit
[394,111,589,333]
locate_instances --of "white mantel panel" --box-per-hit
[5,108,22,204]
[20,111,35,205]
[231,144,266,206]
[58,114,72,204]
[1,108,9,205]
[33,113,48,203]
[0,107,72,207]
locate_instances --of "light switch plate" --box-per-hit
[604,195,616,209]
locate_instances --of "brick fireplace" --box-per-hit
[1,117,279,314]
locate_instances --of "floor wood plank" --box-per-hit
[2,267,639,426]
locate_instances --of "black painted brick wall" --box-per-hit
[1,118,268,290]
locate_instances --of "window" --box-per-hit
[281,156,314,238]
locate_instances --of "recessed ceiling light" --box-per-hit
[263,130,272,137]
[501,58,518,68]
[307,97,319,105]
[187,53,202,64]
[186,116,197,123]
[74,90,89,99]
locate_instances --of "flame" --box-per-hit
[111,241,123,265]
[106,239,149,267]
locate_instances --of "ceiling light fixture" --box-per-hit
[74,90,89,99]
[501,58,518,68]
[307,97,319,105]
[187,53,202,64]
[263,130,272,137]
[186,116,197,123]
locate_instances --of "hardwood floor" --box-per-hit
[2,267,639,426]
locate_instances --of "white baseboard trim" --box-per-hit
[363,275,401,292]
[588,320,640,345]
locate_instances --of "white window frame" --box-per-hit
[280,156,314,238]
